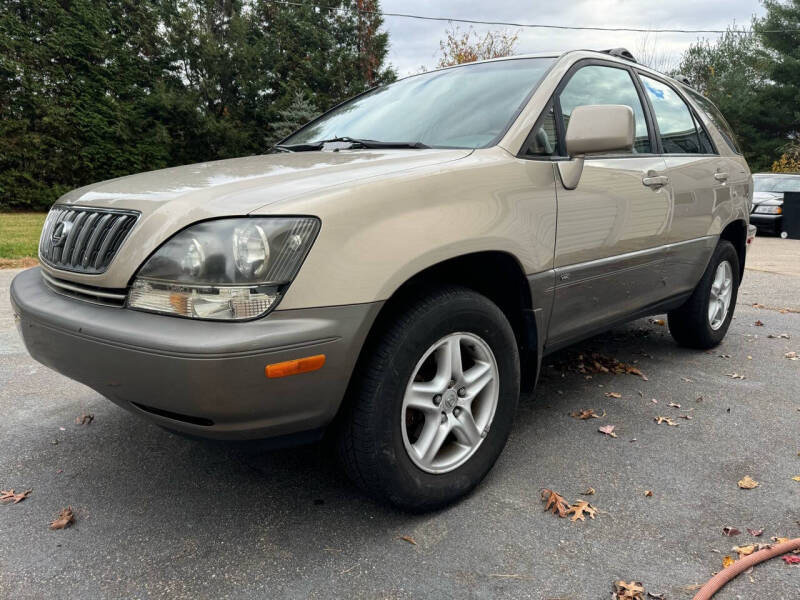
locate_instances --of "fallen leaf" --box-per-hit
[646,593,666,600]
[654,416,679,426]
[668,402,681,408]
[726,373,746,379]
[747,528,764,537]
[679,414,693,420]
[570,408,604,420]
[541,489,569,517]
[785,352,799,360]
[598,424,617,438]
[644,490,653,497]
[605,392,622,399]
[613,580,645,600]
[771,536,790,545]
[767,333,790,339]
[722,526,741,536]
[782,554,800,565]
[582,487,596,496]
[650,398,658,404]
[626,366,648,381]
[738,476,759,489]
[0,489,31,504]
[652,319,665,326]
[793,476,800,482]
[49,507,74,530]
[722,555,735,568]
[733,544,757,558]
[566,500,597,522]
[754,320,765,327]
[75,413,94,425]
[719,353,731,358]
[398,535,416,545]
[681,376,695,383]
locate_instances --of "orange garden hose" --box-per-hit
[692,537,800,600]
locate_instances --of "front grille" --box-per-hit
[39,206,139,274]
[42,271,127,307]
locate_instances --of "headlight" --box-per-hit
[127,217,319,320]
[754,205,782,214]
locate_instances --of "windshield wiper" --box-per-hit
[272,136,429,152]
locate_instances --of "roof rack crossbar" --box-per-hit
[600,48,637,63]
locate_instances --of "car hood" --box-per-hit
[46,148,473,287]
[752,191,783,206]
[58,149,473,215]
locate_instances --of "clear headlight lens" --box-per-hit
[753,205,782,214]
[127,217,319,320]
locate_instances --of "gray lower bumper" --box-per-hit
[10,268,380,440]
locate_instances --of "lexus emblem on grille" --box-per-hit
[51,221,72,248]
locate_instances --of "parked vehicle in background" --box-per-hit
[11,49,754,511]
[751,173,800,236]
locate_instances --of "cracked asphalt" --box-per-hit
[1,238,798,599]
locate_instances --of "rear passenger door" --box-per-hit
[545,62,671,348]
[636,73,730,296]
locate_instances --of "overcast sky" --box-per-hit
[380,0,766,76]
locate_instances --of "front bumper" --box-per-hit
[10,268,380,440]
[750,213,782,234]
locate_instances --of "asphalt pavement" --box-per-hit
[1,239,798,599]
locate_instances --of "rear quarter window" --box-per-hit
[683,87,742,154]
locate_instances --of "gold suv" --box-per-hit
[11,49,754,510]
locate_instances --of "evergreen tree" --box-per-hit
[269,90,320,144]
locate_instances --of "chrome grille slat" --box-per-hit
[41,271,127,308]
[39,206,140,274]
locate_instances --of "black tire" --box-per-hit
[668,240,740,349]
[337,285,520,511]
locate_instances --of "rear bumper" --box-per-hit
[10,268,380,440]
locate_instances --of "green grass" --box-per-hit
[0,212,47,259]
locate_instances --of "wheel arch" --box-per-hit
[332,251,540,429]
[719,219,747,278]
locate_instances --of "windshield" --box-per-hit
[283,58,555,149]
[753,174,800,193]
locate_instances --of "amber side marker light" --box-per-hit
[265,355,326,378]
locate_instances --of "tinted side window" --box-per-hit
[524,104,559,156]
[683,86,742,154]
[640,75,703,154]
[559,65,651,153]
[694,113,715,154]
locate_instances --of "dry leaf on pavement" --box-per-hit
[598,424,617,438]
[747,528,764,537]
[738,476,759,489]
[605,392,622,398]
[75,414,94,425]
[567,500,597,522]
[644,490,653,497]
[668,402,681,408]
[582,487,596,496]
[782,554,800,565]
[0,489,31,504]
[613,580,645,599]
[49,507,74,530]
[792,476,800,482]
[651,318,666,326]
[654,416,679,426]
[733,544,757,558]
[767,333,790,339]
[570,408,604,420]
[722,526,741,537]
[541,489,569,517]
[785,352,799,360]
[754,320,765,326]
[398,535,417,545]
[726,373,746,379]
[722,555,735,568]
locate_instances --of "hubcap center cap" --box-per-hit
[442,389,458,412]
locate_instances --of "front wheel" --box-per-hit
[337,285,520,511]
[668,240,740,349]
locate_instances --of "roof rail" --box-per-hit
[674,74,692,86]
[600,48,637,63]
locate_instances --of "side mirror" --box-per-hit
[557,104,635,189]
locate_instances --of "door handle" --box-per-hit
[714,171,729,182]
[642,175,669,188]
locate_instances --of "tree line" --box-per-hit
[0,0,394,211]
